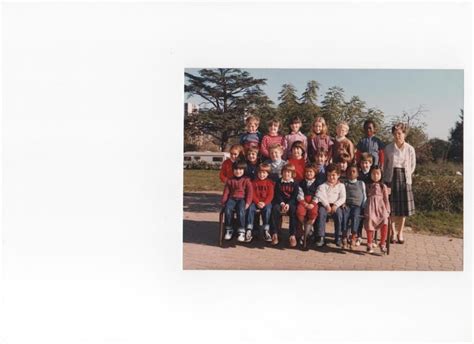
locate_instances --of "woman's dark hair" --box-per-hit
[391,122,408,134]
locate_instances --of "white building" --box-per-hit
[184,102,199,116]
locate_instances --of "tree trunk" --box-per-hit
[220,131,229,152]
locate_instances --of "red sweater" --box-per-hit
[251,178,275,205]
[219,159,234,183]
[288,158,306,182]
[221,176,253,206]
[260,134,285,159]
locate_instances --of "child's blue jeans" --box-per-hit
[224,198,246,232]
[246,203,272,231]
[316,204,344,241]
[342,205,361,237]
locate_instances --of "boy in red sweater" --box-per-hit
[245,163,274,242]
[219,144,244,183]
[221,161,253,242]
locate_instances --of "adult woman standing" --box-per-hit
[383,123,416,244]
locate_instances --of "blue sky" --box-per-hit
[185,68,463,140]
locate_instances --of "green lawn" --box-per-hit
[184,169,463,238]
[184,169,223,192]
[406,211,463,238]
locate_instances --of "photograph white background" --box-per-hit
[1,1,472,343]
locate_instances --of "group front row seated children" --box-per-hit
[220,158,390,255]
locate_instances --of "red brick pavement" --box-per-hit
[183,192,463,271]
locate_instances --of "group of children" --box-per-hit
[220,115,390,253]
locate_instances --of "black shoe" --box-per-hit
[316,237,325,247]
[335,239,342,247]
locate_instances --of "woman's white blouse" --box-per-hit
[393,143,406,168]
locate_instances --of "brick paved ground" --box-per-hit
[183,192,463,271]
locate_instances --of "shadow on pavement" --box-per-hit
[183,219,309,250]
[183,193,221,213]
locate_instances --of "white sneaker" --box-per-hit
[245,230,253,242]
[355,238,362,246]
[224,229,233,240]
[264,230,272,242]
[237,232,246,242]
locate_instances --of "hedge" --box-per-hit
[412,175,463,213]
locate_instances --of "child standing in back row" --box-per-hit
[333,121,355,163]
[240,115,263,153]
[284,116,308,160]
[260,119,286,160]
[364,166,390,253]
[308,117,334,163]
[356,119,385,169]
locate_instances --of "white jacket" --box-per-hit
[383,142,416,185]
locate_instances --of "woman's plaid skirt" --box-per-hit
[390,167,415,216]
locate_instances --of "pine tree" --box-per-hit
[185,69,274,151]
[299,81,321,133]
[320,86,346,136]
[277,83,301,133]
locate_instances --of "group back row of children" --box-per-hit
[219,114,416,253]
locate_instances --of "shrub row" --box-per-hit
[412,175,463,213]
[184,161,221,170]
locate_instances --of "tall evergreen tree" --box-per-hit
[185,68,273,151]
[299,81,321,133]
[343,96,367,143]
[277,83,301,132]
[320,86,346,136]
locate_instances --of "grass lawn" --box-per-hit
[184,169,223,192]
[406,211,463,238]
